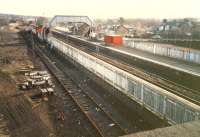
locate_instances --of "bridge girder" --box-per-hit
[49,15,93,28]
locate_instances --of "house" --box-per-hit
[115,25,136,37]
[157,18,195,32]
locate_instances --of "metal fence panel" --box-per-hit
[175,102,185,123]
[104,66,115,82]
[166,99,176,122]
[116,73,126,90]
[127,79,137,96]
[184,109,196,122]
[96,62,104,77]
[155,94,164,115]
[143,86,155,110]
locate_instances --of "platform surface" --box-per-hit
[108,46,200,77]
[120,121,200,137]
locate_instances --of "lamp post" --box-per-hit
[186,32,192,49]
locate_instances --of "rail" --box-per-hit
[34,40,127,137]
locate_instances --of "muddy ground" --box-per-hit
[0,25,88,137]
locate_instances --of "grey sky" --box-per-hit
[0,0,199,19]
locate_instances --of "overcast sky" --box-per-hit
[0,0,199,19]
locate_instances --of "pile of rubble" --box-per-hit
[0,56,11,65]
[18,71,55,96]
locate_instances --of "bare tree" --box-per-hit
[119,17,125,25]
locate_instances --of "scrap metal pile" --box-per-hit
[18,70,55,95]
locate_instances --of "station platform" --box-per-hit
[120,120,200,137]
[108,46,200,77]
[53,32,200,77]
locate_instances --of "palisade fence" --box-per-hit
[124,40,200,64]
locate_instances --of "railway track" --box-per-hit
[95,54,200,106]
[52,32,200,106]
[34,41,127,137]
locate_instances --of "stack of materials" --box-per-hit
[18,71,54,94]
